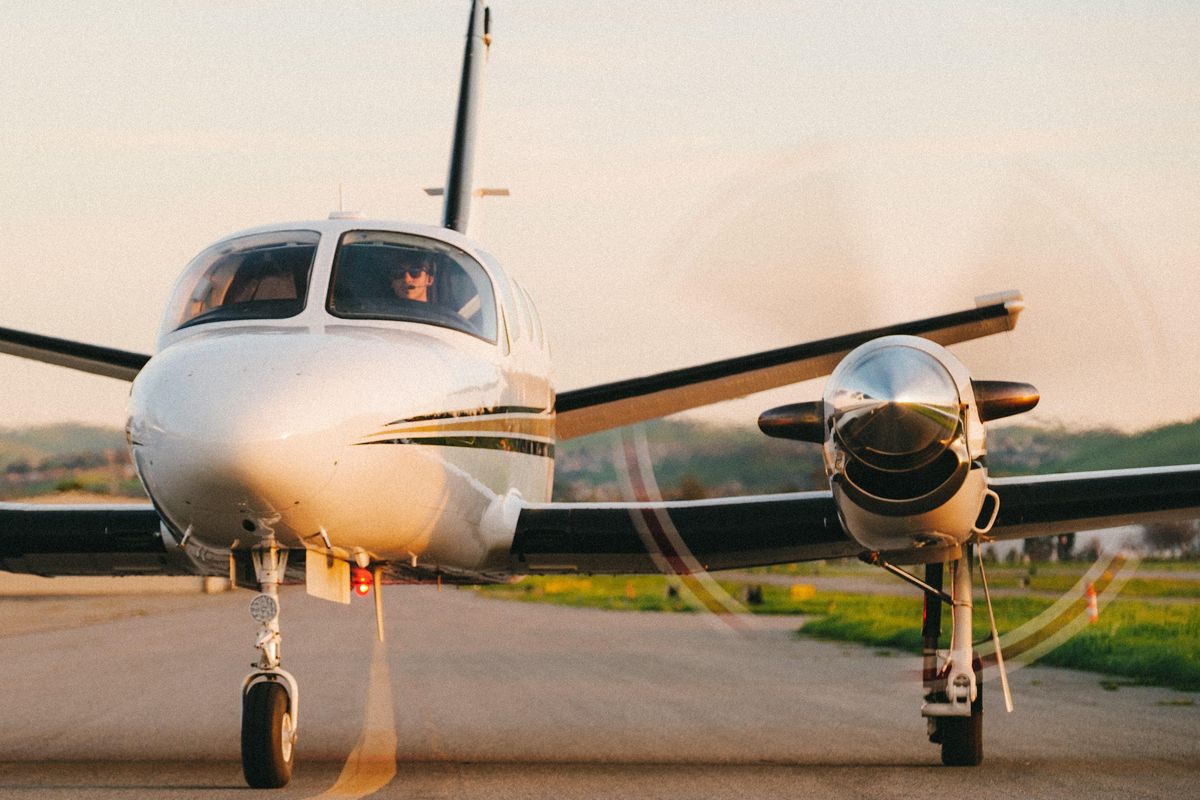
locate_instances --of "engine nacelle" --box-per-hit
[759,335,1038,559]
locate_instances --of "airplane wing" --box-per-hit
[987,465,1200,541]
[509,491,856,574]
[0,502,192,576]
[554,292,1024,440]
[2,467,1195,579]
[0,292,1019,396]
[0,325,149,381]
[509,464,1200,574]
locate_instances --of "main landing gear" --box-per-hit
[241,544,299,788]
[921,555,983,766]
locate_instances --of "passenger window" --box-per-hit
[327,231,498,343]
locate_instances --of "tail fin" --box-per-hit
[442,0,490,234]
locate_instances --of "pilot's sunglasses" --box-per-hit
[394,267,428,278]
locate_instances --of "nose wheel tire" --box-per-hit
[242,681,295,788]
[939,682,983,766]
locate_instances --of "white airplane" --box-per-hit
[1,1,1198,789]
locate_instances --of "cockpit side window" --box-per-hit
[326,231,498,343]
[168,231,320,331]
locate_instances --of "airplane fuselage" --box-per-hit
[127,218,553,580]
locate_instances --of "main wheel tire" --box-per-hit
[242,681,295,788]
[940,681,983,766]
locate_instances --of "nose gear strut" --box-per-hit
[920,551,984,766]
[240,542,299,788]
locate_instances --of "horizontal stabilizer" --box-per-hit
[555,292,1024,440]
[0,325,149,381]
[427,187,509,197]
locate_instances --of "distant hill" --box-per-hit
[0,424,136,499]
[987,419,1200,476]
[0,424,128,470]
[556,416,1200,500]
[554,419,826,500]
[2,416,1197,502]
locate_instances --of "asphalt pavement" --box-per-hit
[0,585,1194,798]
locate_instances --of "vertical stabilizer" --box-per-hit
[442,0,489,234]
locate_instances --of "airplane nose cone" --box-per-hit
[127,326,505,547]
[827,344,961,471]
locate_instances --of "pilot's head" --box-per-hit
[390,256,436,303]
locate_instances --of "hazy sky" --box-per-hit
[1,1,1197,432]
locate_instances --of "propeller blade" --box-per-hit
[758,401,824,443]
[972,380,1039,422]
[976,546,1014,713]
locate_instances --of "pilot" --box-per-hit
[389,255,436,303]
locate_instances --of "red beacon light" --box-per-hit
[350,566,373,597]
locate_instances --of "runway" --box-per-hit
[0,585,1194,798]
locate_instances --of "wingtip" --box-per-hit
[974,290,1025,329]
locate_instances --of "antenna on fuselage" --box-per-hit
[441,0,490,234]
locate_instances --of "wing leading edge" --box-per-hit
[509,465,1200,574]
[555,292,1024,440]
[510,491,855,574]
[0,468,1194,579]
[987,464,1200,542]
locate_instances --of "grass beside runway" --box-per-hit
[474,575,1200,691]
[748,560,1200,599]
[790,591,1200,692]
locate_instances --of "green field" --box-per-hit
[747,560,1200,599]
[476,574,1200,691]
[982,572,1200,598]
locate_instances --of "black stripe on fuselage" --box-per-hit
[358,435,554,459]
[385,405,551,426]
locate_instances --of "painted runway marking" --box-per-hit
[306,640,397,799]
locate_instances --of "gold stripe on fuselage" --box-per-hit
[363,414,556,441]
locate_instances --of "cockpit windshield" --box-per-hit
[167,230,320,331]
[327,231,498,343]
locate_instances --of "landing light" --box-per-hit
[350,566,373,597]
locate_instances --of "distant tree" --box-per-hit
[677,473,709,500]
[1142,520,1200,556]
[1055,533,1076,562]
[4,459,31,475]
[1023,535,1054,562]
[62,451,106,470]
[805,463,826,491]
[1076,539,1103,561]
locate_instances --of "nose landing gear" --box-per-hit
[921,555,983,766]
[241,545,299,788]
